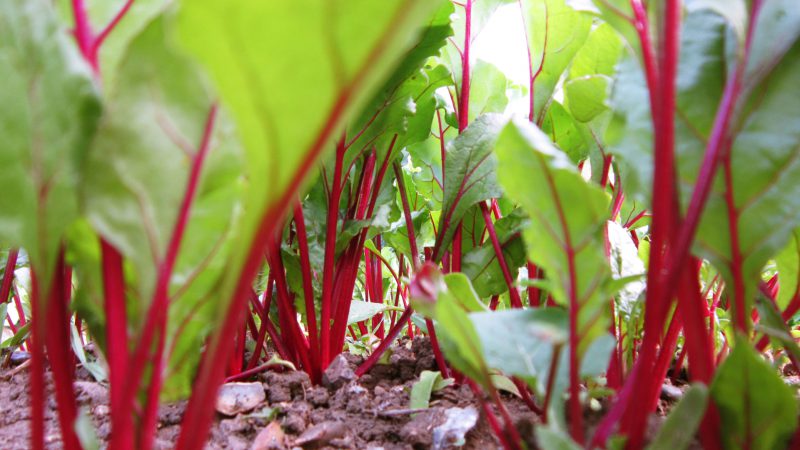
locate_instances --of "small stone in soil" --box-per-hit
[9,351,30,365]
[432,406,479,450]
[215,382,266,416]
[92,404,110,417]
[660,384,683,401]
[252,421,286,450]
[400,409,440,447]
[322,354,355,391]
[293,421,347,447]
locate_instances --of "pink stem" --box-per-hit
[479,202,522,308]
[293,202,322,382]
[121,105,218,450]
[319,137,345,366]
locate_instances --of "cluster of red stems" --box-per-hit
[3,0,797,450]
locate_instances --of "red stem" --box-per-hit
[101,241,132,449]
[28,272,46,450]
[446,0,474,274]
[465,379,518,450]
[458,0,472,133]
[652,0,763,330]
[70,0,97,71]
[139,326,166,450]
[723,156,748,333]
[541,344,562,421]
[320,137,345,366]
[329,143,394,363]
[266,243,312,371]
[355,306,413,376]
[93,0,135,54]
[536,150,584,442]
[249,285,292,362]
[426,318,451,378]
[120,105,218,449]
[488,383,524,449]
[38,252,81,450]
[178,5,484,447]
[479,202,522,308]
[394,162,420,270]
[613,1,679,446]
[437,110,448,185]
[0,249,18,305]
[293,202,322,382]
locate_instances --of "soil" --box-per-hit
[1,338,537,449]
[0,337,706,449]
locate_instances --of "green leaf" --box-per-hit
[443,0,515,85]
[1,322,31,350]
[711,337,798,450]
[693,38,800,319]
[81,17,242,399]
[59,0,168,83]
[608,9,729,203]
[74,408,100,450]
[176,0,448,335]
[0,0,101,285]
[434,284,490,387]
[465,60,513,123]
[607,221,645,314]
[0,303,7,339]
[607,7,800,323]
[347,63,452,159]
[84,16,240,304]
[568,22,624,80]
[541,102,589,163]
[776,229,800,310]
[746,0,800,85]
[647,384,709,450]
[520,0,592,123]
[576,333,616,377]
[686,0,747,42]
[496,118,611,354]
[409,370,447,409]
[754,295,800,362]
[562,23,622,126]
[70,321,106,382]
[406,135,447,210]
[346,1,454,156]
[536,426,582,450]
[470,308,567,393]
[490,373,521,397]
[443,273,490,312]
[564,76,611,123]
[346,301,398,326]
[462,209,528,298]
[434,114,506,259]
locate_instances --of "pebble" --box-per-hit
[215,382,266,416]
[293,421,347,447]
[322,354,355,390]
[252,421,286,450]
[92,404,110,417]
[660,383,683,401]
[9,351,30,365]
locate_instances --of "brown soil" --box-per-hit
[0,338,537,449]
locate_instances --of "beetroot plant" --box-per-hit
[2,0,800,449]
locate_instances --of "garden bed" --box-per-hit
[1,337,716,449]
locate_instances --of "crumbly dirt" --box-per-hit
[0,337,729,449]
[0,338,535,449]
